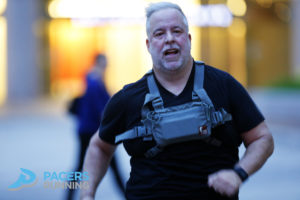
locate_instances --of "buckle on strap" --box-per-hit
[136,126,148,137]
[212,111,223,125]
[212,108,232,126]
[152,97,164,110]
[192,91,201,101]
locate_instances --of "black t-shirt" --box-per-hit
[99,62,264,200]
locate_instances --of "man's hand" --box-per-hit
[208,169,242,197]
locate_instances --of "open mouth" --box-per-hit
[164,48,179,56]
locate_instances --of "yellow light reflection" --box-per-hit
[48,0,145,19]
[104,25,150,93]
[0,0,6,15]
[228,17,246,38]
[48,20,98,98]
[228,18,247,86]
[206,27,229,72]
[48,0,199,19]
[0,17,7,105]
[190,26,201,61]
[227,0,247,17]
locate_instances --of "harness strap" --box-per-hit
[194,61,205,89]
[147,75,164,110]
[193,61,215,107]
[141,93,157,119]
[115,126,149,143]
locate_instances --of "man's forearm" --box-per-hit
[237,133,274,176]
[80,135,116,199]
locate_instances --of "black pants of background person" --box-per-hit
[66,133,125,200]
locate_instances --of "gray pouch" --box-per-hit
[149,102,212,147]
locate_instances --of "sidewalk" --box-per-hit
[0,89,300,200]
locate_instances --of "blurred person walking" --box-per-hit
[67,54,125,200]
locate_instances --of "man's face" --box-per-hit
[146,8,191,73]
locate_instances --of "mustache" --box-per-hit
[162,45,180,52]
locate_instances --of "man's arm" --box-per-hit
[80,133,116,200]
[237,121,274,175]
[208,121,274,197]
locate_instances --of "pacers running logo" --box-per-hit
[8,168,89,191]
[8,168,38,191]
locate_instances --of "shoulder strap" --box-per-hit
[146,73,164,110]
[193,61,205,90]
[193,61,215,108]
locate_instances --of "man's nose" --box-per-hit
[165,31,174,43]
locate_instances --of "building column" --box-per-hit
[6,0,42,102]
[291,0,300,76]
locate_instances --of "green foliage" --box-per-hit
[269,76,300,89]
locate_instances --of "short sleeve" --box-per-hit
[99,89,126,144]
[227,74,265,134]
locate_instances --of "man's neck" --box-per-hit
[153,58,193,96]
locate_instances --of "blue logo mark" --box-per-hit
[8,168,38,191]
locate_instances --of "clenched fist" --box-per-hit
[208,169,242,197]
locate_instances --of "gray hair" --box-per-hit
[145,2,189,37]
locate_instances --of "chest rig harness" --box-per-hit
[115,61,232,157]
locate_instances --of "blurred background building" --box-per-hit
[0,0,299,106]
[1,1,300,200]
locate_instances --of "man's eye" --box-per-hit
[174,30,182,34]
[154,32,164,37]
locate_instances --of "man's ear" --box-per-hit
[146,39,150,51]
